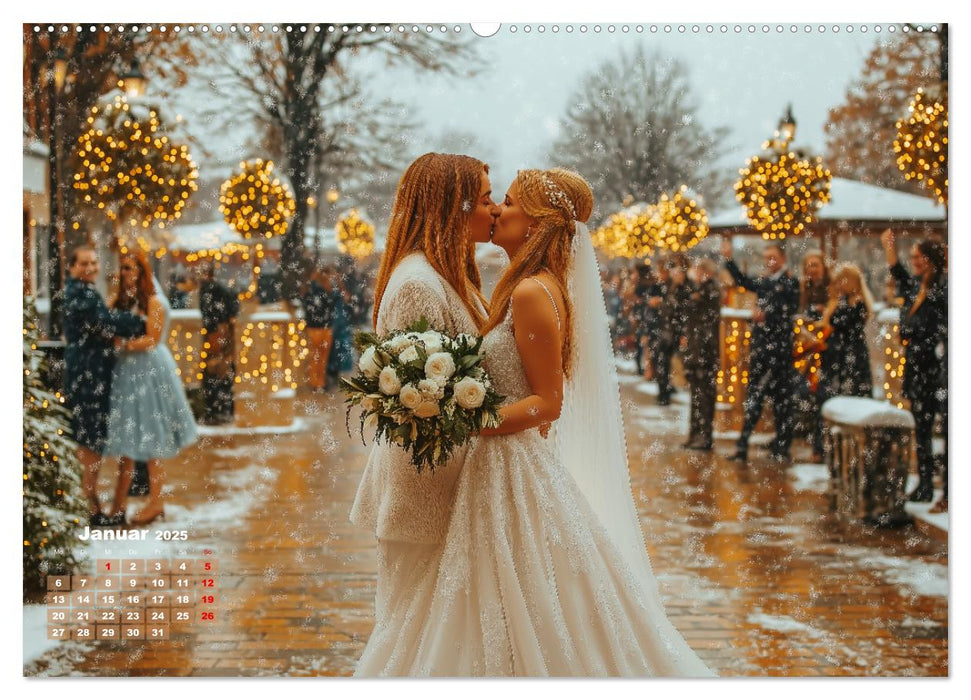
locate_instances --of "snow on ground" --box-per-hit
[24,604,63,666]
[196,417,309,436]
[634,381,690,404]
[787,463,830,493]
[165,462,279,529]
[903,475,948,533]
[712,430,774,446]
[24,460,279,672]
[841,546,949,598]
[747,613,828,638]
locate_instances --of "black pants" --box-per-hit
[811,383,831,457]
[634,334,646,375]
[203,374,235,424]
[650,338,673,401]
[738,356,794,454]
[910,390,944,493]
[688,368,717,446]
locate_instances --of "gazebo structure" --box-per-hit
[706,177,946,434]
[708,177,946,290]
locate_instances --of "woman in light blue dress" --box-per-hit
[103,252,198,525]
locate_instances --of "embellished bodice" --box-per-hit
[480,309,532,404]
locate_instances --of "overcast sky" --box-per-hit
[165,24,891,215]
[365,25,887,199]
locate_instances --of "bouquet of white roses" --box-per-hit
[340,316,504,472]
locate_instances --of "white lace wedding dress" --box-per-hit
[353,296,715,677]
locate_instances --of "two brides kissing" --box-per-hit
[349,152,715,677]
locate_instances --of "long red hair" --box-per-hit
[112,251,155,315]
[372,153,488,330]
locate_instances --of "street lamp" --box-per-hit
[308,195,320,265]
[326,187,340,228]
[120,59,147,98]
[46,45,71,338]
[778,103,797,146]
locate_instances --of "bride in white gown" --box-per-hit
[353,168,714,677]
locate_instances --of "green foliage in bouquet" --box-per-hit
[341,317,504,472]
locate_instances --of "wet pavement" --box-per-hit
[23,372,948,677]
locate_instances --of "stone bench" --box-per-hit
[822,396,915,527]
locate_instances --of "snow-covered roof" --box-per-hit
[166,220,385,253]
[708,177,946,229]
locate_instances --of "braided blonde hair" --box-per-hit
[483,168,594,378]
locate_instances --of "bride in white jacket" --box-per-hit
[349,152,498,630]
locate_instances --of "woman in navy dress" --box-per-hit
[816,262,874,402]
[103,252,198,525]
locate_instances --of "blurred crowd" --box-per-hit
[602,232,947,513]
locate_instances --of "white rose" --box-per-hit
[358,345,382,378]
[378,366,402,395]
[399,345,421,364]
[399,383,422,410]
[454,377,487,409]
[414,400,441,418]
[424,352,456,384]
[419,331,445,354]
[418,378,445,400]
[385,333,414,354]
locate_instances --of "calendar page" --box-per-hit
[21,3,949,683]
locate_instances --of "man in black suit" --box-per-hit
[721,238,800,462]
[682,258,722,450]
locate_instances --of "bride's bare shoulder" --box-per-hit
[511,276,562,330]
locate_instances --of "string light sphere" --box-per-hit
[72,93,198,237]
[592,209,635,258]
[220,159,296,240]
[894,88,948,205]
[735,150,832,240]
[591,204,656,259]
[335,208,376,259]
[647,186,709,252]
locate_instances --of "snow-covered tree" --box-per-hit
[824,28,945,192]
[23,296,87,596]
[549,46,733,221]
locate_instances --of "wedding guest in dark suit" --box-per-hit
[882,229,947,507]
[720,238,800,462]
[682,258,722,450]
[61,245,144,526]
[199,262,240,425]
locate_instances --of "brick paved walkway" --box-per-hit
[24,374,948,677]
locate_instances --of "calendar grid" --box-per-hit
[46,552,219,642]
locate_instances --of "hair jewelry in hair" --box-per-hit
[541,173,577,220]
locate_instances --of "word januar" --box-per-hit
[78,526,189,541]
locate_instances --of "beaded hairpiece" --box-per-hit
[541,173,577,220]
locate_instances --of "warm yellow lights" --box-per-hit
[894,87,948,205]
[735,147,831,240]
[73,93,197,234]
[591,186,708,258]
[219,159,296,240]
[335,208,376,259]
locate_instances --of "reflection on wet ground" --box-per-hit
[24,376,947,677]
